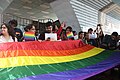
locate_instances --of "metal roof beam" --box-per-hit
[99,2,117,13]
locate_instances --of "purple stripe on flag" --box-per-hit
[18,51,120,80]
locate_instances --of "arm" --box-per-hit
[56,22,65,35]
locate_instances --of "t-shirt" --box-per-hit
[101,35,118,49]
[89,33,97,39]
[39,32,51,40]
[0,36,17,43]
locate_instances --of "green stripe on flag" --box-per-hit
[0,50,113,80]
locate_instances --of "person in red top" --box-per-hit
[53,22,65,40]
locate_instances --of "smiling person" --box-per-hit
[0,23,17,43]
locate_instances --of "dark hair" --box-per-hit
[78,31,84,35]
[24,27,28,32]
[88,28,93,32]
[111,32,118,37]
[52,21,61,31]
[46,21,53,28]
[66,26,72,32]
[25,24,35,31]
[84,32,87,37]
[97,24,102,26]
[78,31,84,38]
[60,29,66,35]
[8,19,18,27]
[1,23,15,41]
[73,31,77,34]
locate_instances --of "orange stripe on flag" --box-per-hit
[0,45,94,58]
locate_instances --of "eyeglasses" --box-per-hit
[1,27,7,29]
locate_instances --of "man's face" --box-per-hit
[46,26,52,33]
[85,33,90,40]
[79,33,84,38]
[111,35,116,40]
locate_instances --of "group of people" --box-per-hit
[0,19,119,50]
[0,19,36,43]
[0,19,66,43]
[78,24,119,50]
[0,20,21,43]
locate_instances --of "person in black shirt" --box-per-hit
[38,22,53,40]
[101,32,119,50]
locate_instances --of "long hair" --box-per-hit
[1,23,15,38]
[78,31,84,39]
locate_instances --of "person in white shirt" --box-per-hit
[88,28,97,46]
[0,23,17,43]
[88,28,97,39]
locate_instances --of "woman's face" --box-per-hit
[79,33,84,39]
[1,25,8,34]
[66,28,71,33]
[29,26,36,33]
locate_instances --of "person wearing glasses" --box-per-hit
[0,23,17,43]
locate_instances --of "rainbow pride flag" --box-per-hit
[24,32,35,41]
[0,40,119,80]
[66,32,74,38]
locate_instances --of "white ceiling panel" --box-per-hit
[3,0,57,21]
[2,0,120,21]
[70,0,120,20]
[0,0,13,13]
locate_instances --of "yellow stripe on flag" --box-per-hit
[0,48,104,68]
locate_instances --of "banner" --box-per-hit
[0,40,119,80]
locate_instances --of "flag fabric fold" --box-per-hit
[0,40,119,80]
